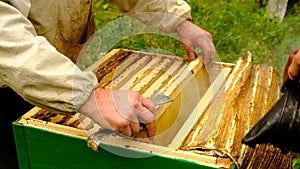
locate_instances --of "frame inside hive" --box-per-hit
[22,49,234,144]
[17,49,235,168]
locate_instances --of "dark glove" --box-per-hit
[242,50,300,153]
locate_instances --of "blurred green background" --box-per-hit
[91,0,300,167]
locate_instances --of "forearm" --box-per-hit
[0,2,98,114]
[111,0,192,33]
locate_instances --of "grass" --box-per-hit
[92,0,300,80]
[91,0,300,167]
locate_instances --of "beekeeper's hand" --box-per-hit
[176,20,216,64]
[79,88,156,138]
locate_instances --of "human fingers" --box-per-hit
[288,50,300,80]
[127,91,156,121]
[145,120,156,138]
[182,42,197,61]
[196,34,216,65]
[130,121,141,136]
[136,94,156,137]
[137,95,156,123]
[137,108,156,137]
[140,95,156,114]
[120,125,132,137]
[113,91,155,137]
[113,117,141,137]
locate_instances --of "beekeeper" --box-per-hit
[0,0,216,168]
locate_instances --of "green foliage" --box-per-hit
[93,0,122,28]
[294,157,300,169]
[185,0,290,74]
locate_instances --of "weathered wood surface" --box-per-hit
[180,52,292,169]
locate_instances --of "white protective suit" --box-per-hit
[0,0,191,114]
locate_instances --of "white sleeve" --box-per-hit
[111,0,192,33]
[0,2,98,114]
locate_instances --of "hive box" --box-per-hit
[13,49,292,169]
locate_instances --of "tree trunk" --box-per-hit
[266,0,289,22]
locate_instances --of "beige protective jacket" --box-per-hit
[0,0,191,114]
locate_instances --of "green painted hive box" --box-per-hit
[13,49,292,169]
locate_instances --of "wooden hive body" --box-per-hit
[14,49,292,169]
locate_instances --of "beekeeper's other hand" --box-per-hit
[176,20,216,64]
[282,49,300,90]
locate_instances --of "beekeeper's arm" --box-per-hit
[0,1,98,114]
[0,1,156,137]
[111,0,216,63]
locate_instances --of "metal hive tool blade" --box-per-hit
[150,92,173,106]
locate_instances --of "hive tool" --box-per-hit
[87,92,173,152]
